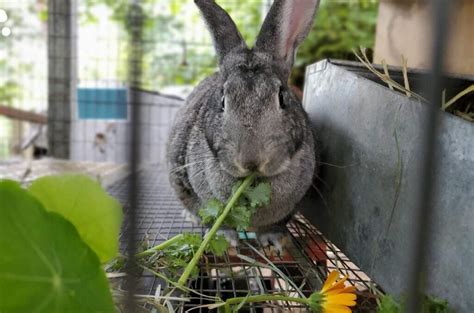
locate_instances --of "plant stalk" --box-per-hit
[225,295,309,306]
[177,174,256,287]
[135,234,183,258]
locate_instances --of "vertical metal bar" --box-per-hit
[405,1,453,312]
[47,0,76,158]
[124,0,144,312]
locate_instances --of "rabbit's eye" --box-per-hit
[279,87,286,109]
[220,95,225,112]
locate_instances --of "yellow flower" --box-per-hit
[311,271,357,313]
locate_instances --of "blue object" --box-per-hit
[77,88,128,119]
[238,231,256,240]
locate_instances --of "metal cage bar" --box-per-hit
[123,1,145,311]
[47,0,77,158]
[405,0,453,312]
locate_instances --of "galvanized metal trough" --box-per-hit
[301,59,474,312]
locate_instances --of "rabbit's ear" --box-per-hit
[255,0,320,76]
[195,0,247,64]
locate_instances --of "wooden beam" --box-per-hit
[0,105,47,124]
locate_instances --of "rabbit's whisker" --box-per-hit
[187,167,208,183]
[264,140,292,152]
[314,174,329,190]
[193,171,212,195]
[318,161,356,169]
[312,183,328,209]
[170,158,215,174]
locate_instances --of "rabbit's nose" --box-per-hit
[242,160,258,172]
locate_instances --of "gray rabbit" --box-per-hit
[167,0,319,247]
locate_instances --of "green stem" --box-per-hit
[225,295,309,306]
[135,234,183,258]
[177,174,256,287]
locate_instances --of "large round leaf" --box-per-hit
[29,175,123,263]
[0,180,115,313]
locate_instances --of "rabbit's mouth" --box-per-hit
[258,158,292,177]
[218,161,256,178]
[219,157,291,178]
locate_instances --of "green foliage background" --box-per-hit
[0,0,378,159]
[0,0,379,116]
[292,0,379,86]
[80,0,378,89]
[0,11,23,105]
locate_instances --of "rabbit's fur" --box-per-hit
[168,0,319,239]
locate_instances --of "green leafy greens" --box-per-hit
[128,175,272,294]
[135,175,272,288]
[199,180,271,231]
[199,199,223,225]
[377,294,453,313]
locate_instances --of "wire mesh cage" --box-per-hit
[0,0,466,312]
[107,165,381,312]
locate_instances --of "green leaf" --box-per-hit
[199,199,224,225]
[207,234,229,256]
[377,295,401,313]
[168,233,202,258]
[225,206,252,231]
[157,233,203,278]
[244,182,271,208]
[0,180,115,313]
[422,295,452,313]
[28,175,123,263]
[377,294,453,313]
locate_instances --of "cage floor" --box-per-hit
[108,165,381,312]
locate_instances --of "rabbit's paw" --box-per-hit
[216,229,239,247]
[181,209,200,225]
[257,231,288,255]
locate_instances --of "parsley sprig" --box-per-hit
[199,178,271,231]
[178,174,271,286]
[132,174,271,288]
